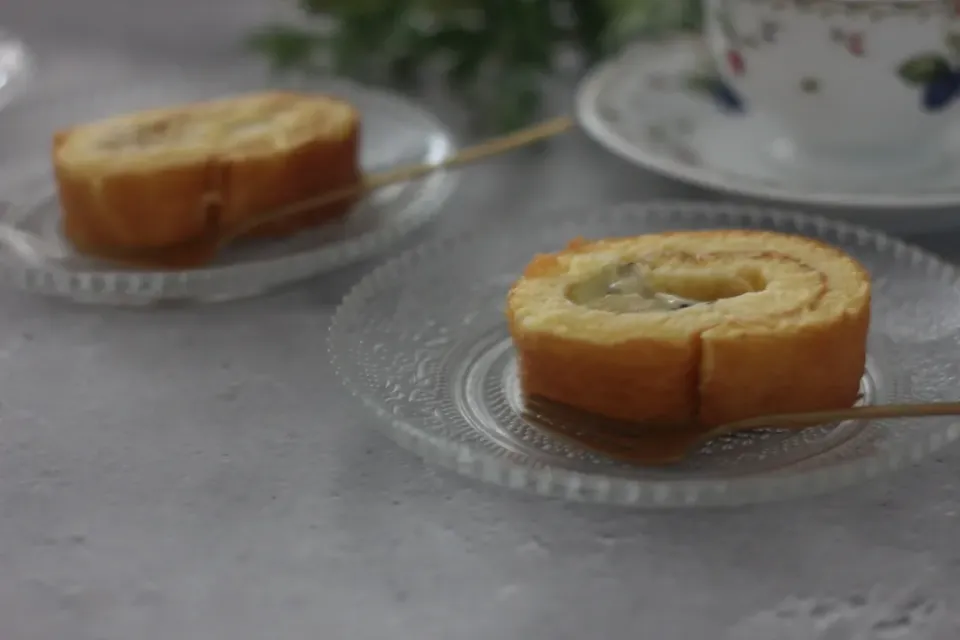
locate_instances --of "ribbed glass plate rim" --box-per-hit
[0,75,459,303]
[328,200,960,507]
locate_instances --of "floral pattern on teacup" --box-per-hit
[897,52,960,111]
[685,64,747,113]
[744,0,947,20]
[714,0,960,112]
[830,27,866,56]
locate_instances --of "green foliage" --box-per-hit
[897,54,951,87]
[246,25,328,71]
[247,0,701,132]
[602,0,701,49]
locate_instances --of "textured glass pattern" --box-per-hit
[330,201,960,507]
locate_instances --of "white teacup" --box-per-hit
[703,0,960,174]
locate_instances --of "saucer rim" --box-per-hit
[576,35,960,210]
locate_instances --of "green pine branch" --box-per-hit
[246,0,701,132]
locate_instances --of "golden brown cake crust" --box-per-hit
[52,91,362,257]
[506,230,872,427]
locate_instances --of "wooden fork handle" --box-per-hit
[724,402,960,432]
[223,116,576,242]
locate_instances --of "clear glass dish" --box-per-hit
[0,68,457,305]
[329,201,960,507]
[0,30,31,112]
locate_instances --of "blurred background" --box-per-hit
[6,0,699,131]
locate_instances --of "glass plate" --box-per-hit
[0,30,31,112]
[0,69,457,305]
[329,201,960,507]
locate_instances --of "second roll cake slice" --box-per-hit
[52,91,361,259]
[506,231,871,427]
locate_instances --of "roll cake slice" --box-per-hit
[506,231,871,427]
[52,91,361,259]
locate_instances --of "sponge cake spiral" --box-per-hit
[52,91,361,259]
[506,231,871,427]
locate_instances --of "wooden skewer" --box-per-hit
[522,399,960,466]
[86,116,576,269]
[720,402,960,432]
[225,115,576,241]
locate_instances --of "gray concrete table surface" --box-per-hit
[1,2,960,639]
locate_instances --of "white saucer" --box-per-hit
[576,35,960,212]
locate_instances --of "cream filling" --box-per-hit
[566,262,703,313]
